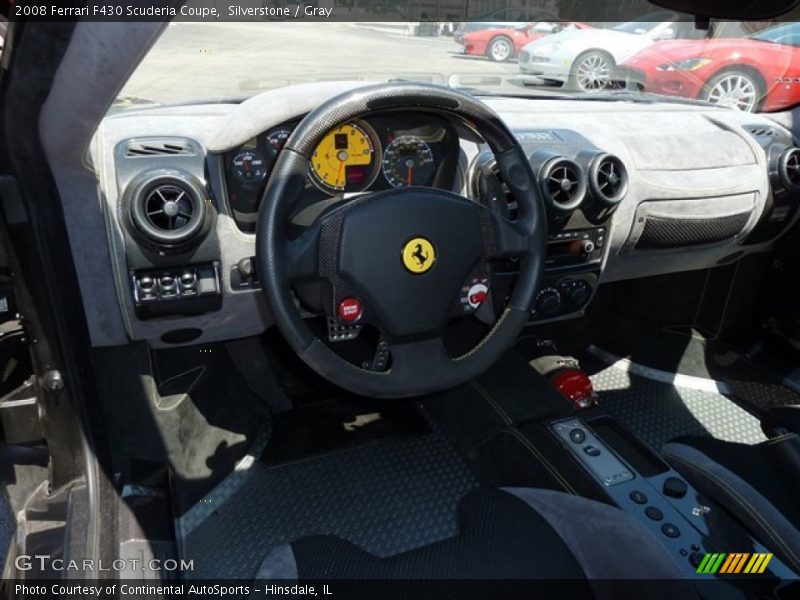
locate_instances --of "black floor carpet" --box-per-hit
[591,321,800,414]
[177,404,477,580]
[581,353,766,451]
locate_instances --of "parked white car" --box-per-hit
[519,13,706,91]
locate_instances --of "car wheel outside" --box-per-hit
[487,36,514,62]
[569,50,614,92]
[701,70,763,112]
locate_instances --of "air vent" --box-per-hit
[144,185,195,231]
[540,157,586,212]
[125,140,194,158]
[744,125,775,139]
[779,147,800,191]
[127,171,207,246]
[589,153,628,207]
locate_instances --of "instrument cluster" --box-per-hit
[223,112,459,232]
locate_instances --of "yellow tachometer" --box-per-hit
[310,122,378,193]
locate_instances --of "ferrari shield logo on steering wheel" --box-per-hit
[402,237,436,274]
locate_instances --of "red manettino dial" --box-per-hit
[550,368,598,409]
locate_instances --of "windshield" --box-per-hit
[117,14,800,115]
[751,22,800,47]
[612,15,671,34]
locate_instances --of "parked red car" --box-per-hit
[461,22,591,62]
[619,22,800,112]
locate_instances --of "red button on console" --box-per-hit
[338,297,362,323]
[469,290,488,306]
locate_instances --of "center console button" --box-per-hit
[569,428,586,444]
[629,491,648,505]
[661,523,681,538]
[689,551,705,568]
[583,445,601,457]
[567,280,592,307]
[179,270,197,291]
[645,506,663,521]
[663,477,688,499]
[535,287,562,317]
[158,275,177,295]
[237,257,254,281]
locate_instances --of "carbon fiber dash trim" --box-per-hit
[636,213,749,249]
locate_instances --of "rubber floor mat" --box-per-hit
[586,351,766,451]
[177,427,477,579]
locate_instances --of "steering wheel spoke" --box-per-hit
[486,210,531,259]
[388,336,452,381]
[286,222,322,281]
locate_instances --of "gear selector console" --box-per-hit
[549,417,798,583]
[551,418,633,486]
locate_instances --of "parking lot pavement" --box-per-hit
[118,21,530,106]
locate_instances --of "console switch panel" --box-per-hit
[132,262,221,319]
[551,418,634,486]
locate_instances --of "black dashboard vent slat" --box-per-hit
[743,124,775,139]
[589,153,628,207]
[125,140,195,158]
[539,157,586,212]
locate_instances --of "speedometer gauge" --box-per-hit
[382,137,435,188]
[232,150,267,184]
[310,122,379,194]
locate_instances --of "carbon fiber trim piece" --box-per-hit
[636,213,750,249]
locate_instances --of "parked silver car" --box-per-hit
[519,13,707,91]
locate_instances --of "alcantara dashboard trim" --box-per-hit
[83,85,798,348]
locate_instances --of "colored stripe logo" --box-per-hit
[696,553,773,574]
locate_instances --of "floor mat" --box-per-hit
[584,348,766,451]
[590,320,800,413]
[177,421,477,579]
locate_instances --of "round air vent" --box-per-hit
[127,170,207,246]
[589,153,628,206]
[779,147,800,191]
[539,157,586,212]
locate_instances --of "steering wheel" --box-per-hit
[256,82,546,398]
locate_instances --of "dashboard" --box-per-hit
[223,112,460,232]
[81,82,800,350]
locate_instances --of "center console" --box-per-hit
[471,129,626,324]
[551,415,798,596]
[533,227,605,320]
